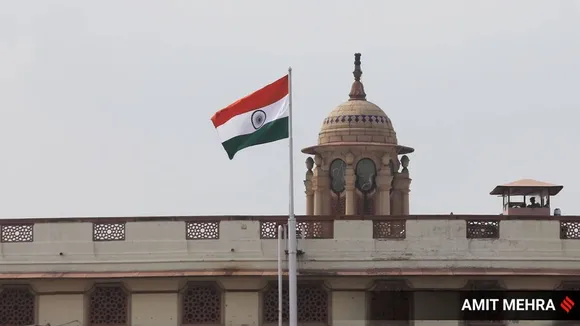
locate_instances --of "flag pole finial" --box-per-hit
[349,53,366,100]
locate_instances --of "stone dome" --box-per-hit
[302,53,413,155]
[319,99,398,146]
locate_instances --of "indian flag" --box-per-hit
[211,75,290,159]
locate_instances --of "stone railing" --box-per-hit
[1,215,580,243]
[1,214,580,274]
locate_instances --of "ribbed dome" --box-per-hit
[319,100,398,145]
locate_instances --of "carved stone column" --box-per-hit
[378,177,394,215]
[345,174,355,215]
[397,155,412,215]
[304,157,314,215]
[401,155,412,215]
[376,155,394,215]
[392,176,411,215]
[305,187,314,215]
[390,186,401,215]
[319,175,330,215]
[400,188,411,215]
[313,179,323,215]
[313,155,324,215]
[345,153,356,215]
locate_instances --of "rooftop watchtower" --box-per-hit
[490,179,563,216]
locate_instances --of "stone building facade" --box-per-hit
[0,54,577,326]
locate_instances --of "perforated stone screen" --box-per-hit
[260,221,285,239]
[88,286,128,325]
[260,221,331,239]
[466,220,499,239]
[186,221,219,240]
[263,283,328,324]
[0,224,33,242]
[560,221,580,239]
[181,283,222,325]
[0,287,35,326]
[296,221,332,239]
[373,220,406,239]
[93,223,126,241]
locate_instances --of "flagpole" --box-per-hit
[287,67,298,326]
[277,225,283,326]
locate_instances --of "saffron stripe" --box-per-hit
[211,75,288,128]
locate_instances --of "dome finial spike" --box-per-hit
[349,53,366,100]
[353,53,362,81]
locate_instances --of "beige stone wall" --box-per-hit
[38,294,84,326]
[224,292,260,326]
[0,217,574,325]
[0,277,572,326]
[0,219,578,274]
[131,293,178,326]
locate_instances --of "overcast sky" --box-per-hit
[1,1,579,218]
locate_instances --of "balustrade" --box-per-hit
[0,215,578,276]
[0,215,579,243]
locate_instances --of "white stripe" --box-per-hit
[215,95,289,142]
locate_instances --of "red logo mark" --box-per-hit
[561,296,575,313]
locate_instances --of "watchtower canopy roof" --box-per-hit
[490,179,563,196]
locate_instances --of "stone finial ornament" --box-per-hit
[349,53,367,100]
[305,157,314,171]
[401,155,410,173]
[305,157,314,180]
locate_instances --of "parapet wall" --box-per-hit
[1,215,580,274]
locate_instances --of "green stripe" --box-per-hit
[222,117,289,159]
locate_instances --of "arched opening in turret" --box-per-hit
[329,158,346,215]
[356,158,376,215]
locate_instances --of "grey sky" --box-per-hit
[1,1,579,218]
